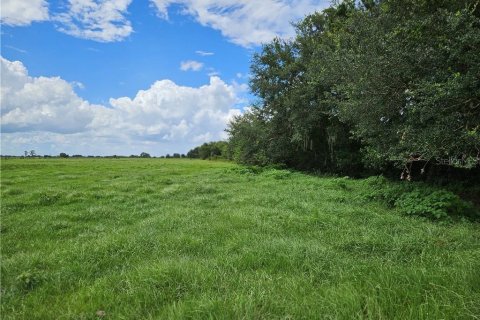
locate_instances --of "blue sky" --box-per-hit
[1,0,329,156]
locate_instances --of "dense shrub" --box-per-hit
[363,176,479,221]
[395,190,477,220]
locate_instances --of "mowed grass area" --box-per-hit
[1,159,479,319]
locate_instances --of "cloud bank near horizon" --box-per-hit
[1,57,242,156]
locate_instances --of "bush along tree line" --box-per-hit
[187,0,480,220]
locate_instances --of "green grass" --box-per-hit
[1,158,479,319]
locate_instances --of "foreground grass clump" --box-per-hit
[1,158,479,319]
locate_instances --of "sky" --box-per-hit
[1,0,330,156]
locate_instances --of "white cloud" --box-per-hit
[206,67,220,77]
[104,76,240,141]
[150,0,329,47]
[2,0,328,46]
[180,60,204,71]
[196,50,214,56]
[54,0,133,42]
[71,81,85,89]
[0,57,98,134]
[0,0,49,26]
[1,57,242,155]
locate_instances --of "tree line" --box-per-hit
[9,152,187,159]
[190,0,480,179]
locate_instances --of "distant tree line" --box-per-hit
[222,0,479,178]
[187,141,229,160]
[7,152,187,159]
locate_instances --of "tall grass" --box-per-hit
[1,158,479,319]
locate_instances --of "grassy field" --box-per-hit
[1,158,479,319]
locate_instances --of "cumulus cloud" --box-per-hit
[0,57,98,134]
[0,0,49,26]
[150,0,329,47]
[180,60,204,71]
[1,57,242,155]
[54,0,133,42]
[101,76,240,142]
